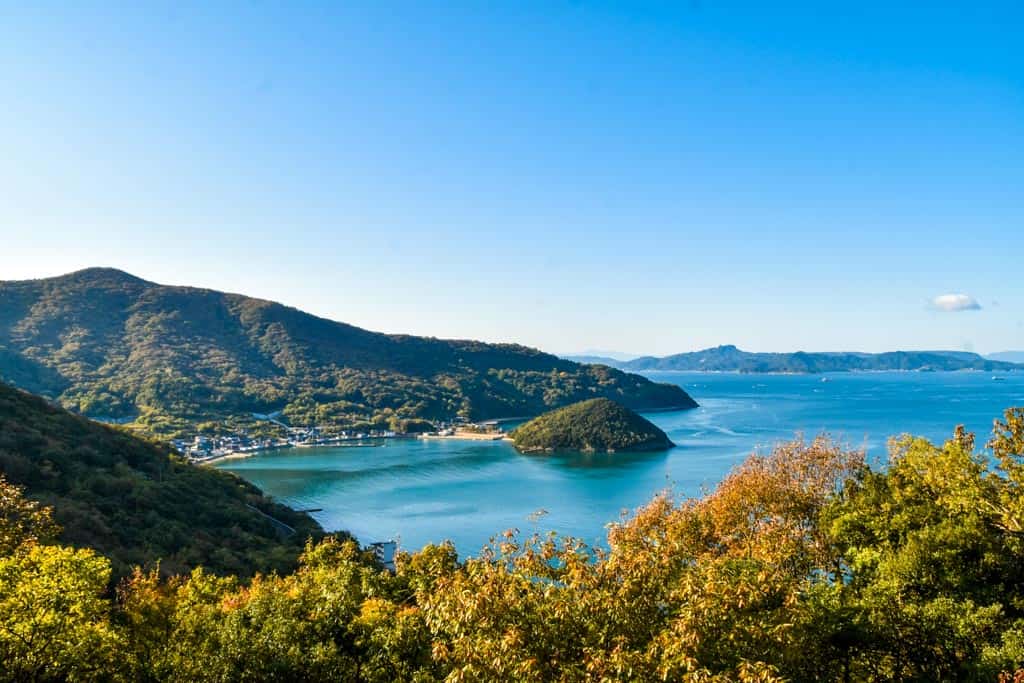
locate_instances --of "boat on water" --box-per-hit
[993,376,1007,381]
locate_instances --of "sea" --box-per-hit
[217,371,1024,557]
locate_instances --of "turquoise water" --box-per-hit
[218,372,1024,556]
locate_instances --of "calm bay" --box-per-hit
[218,371,1024,556]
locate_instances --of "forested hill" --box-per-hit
[511,398,675,453]
[0,268,696,435]
[616,344,1022,373]
[0,381,323,579]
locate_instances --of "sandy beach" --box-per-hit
[201,450,262,465]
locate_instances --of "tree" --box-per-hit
[0,543,123,682]
[824,419,1024,680]
[0,474,58,554]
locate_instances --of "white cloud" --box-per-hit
[931,293,981,312]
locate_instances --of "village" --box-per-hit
[172,419,508,463]
[171,425,399,463]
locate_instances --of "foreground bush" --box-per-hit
[2,408,1024,681]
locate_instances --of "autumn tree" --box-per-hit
[0,474,58,554]
[0,478,123,682]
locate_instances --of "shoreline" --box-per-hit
[200,434,421,465]
[201,444,293,465]
[419,431,511,442]
[638,403,701,414]
[200,423,522,461]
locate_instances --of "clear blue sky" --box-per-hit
[2,2,1021,355]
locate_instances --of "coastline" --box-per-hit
[201,435,417,465]
[638,403,701,413]
[419,431,511,442]
[203,454,245,465]
[202,445,293,465]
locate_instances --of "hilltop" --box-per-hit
[0,381,323,579]
[0,268,696,436]
[614,345,1021,373]
[510,398,675,453]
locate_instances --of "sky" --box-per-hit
[1,2,1021,356]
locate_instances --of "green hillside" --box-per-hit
[511,397,675,453]
[0,268,696,436]
[0,381,323,579]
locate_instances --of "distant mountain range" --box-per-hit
[0,268,696,436]
[987,351,1024,364]
[569,345,1022,374]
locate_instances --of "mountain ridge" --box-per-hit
[0,269,696,435]
[988,351,1024,364]
[611,344,1021,373]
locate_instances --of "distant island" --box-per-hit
[0,268,697,438]
[988,351,1024,364]
[510,398,675,453]
[567,345,1022,374]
